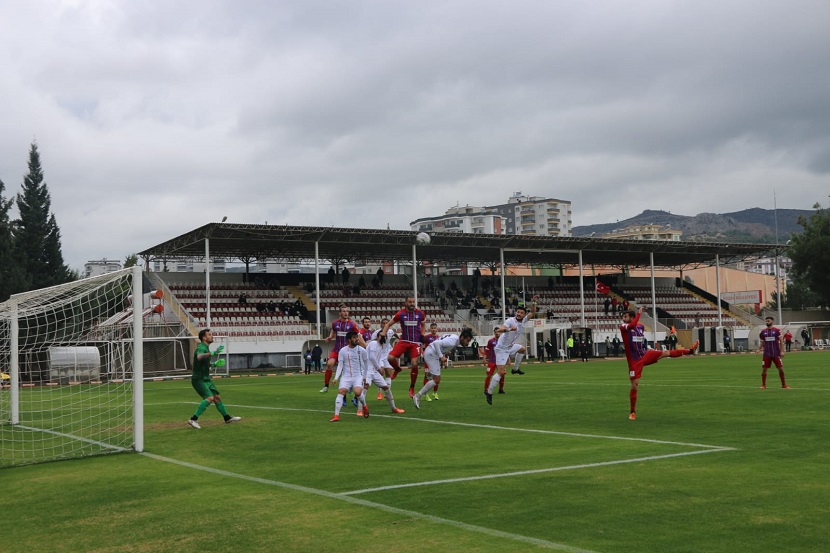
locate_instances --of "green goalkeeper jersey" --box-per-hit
[192,342,212,381]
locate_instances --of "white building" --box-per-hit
[410,204,505,235]
[488,192,572,237]
[84,258,122,278]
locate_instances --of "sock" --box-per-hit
[629,389,638,412]
[357,391,366,406]
[324,369,332,387]
[433,383,439,393]
[335,394,344,416]
[484,375,492,391]
[385,377,392,387]
[409,367,418,388]
[389,357,401,371]
[417,380,436,397]
[215,401,229,417]
[385,388,396,409]
[778,369,787,387]
[488,373,501,395]
[762,371,767,386]
[194,400,210,418]
[499,375,505,391]
[670,350,684,358]
[513,353,524,371]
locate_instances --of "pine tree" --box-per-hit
[0,177,26,300]
[13,142,73,291]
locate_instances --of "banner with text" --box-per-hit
[720,290,762,304]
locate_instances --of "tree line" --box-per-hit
[0,142,75,302]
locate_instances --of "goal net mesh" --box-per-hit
[0,269,139,468]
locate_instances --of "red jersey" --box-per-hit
[484,337,498,364]
[760,327,782,358]
[620,312,648,363]
[392,308,426,344]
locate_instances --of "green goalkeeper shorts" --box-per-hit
[192,378,220,399]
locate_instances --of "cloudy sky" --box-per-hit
[1,0,828,270]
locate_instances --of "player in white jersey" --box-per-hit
[413,328,474,409]
[366,332,406,414]
[485,297,537,405]
[330,331,369,422]
[372,318,397,400]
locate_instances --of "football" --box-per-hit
[415,232,431,245]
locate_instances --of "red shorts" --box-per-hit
[486,362,496,376]
[627,349,664,380]
[762,357,783,369]
[327,349,339,361]
[390,341,421,362]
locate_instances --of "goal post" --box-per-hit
[0,266,143,468]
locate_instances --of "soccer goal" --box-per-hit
[0,267,143,468]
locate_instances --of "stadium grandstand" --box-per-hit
[137,223,783,371]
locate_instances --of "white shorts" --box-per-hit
[423,350,443,376]
[338,375,365,392]
[495,344,523,366]
[366,370,389,390]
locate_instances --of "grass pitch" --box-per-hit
[4,350,829,553]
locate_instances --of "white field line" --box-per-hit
[14,424,129,452]
[140,451,599,553]
[342,448,731,496]
[161,401,735,450]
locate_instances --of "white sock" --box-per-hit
[385,388,396,409]
[417,380,436,397]
[385,377,392,389]
[357,391,366,406]
[488,373,502,394]
[335,394,344,416]
[513,353,524,371]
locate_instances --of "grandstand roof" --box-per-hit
[138,223,783,269]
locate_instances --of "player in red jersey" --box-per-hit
[360,317,374,343]
[757,316,789,389]
[621,306,699,420]
[482,326,505,394]
[321,305,365,393]
[380,296,427,398]
[421,323,441,401]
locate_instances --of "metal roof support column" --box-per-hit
[775,251,783,325]
[716,254,723,330]
[205,237,211,329]
[578,250,585,327]
[650,252,658,344]
[314,241,321,338]
[500,248,506,319]
[412,245,418,307]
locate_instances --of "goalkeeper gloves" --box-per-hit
[210,359,226,368]
[211,345,225,357]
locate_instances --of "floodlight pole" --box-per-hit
[205,237,211,329]
[499,248,506,320]
[578,250,585,327]
[650,252,658,345]
[775,251,783,326]
[314,241,321,337]
[412,245,418,307]
[715,254,723,332]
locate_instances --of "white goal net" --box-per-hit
[0,267,143,468]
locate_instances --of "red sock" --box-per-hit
[629,389,638,412]
[324,369,332,387]
[761,371,767,386]
[670,350,684,358]
[409,367,418,388]
[779,370,787,387]
[390,369,400,380]
[484,375,491,391]
[499,376,505,391]
[434,383,440,392]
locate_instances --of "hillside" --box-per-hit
[572,208,812,243]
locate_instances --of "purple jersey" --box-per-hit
[485,337,498,364]
[759,327,782,358]
[392,308,426,344]
[332,319,358,351]
[360,328,373,343]
[423,333,440,347]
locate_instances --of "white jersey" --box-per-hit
[425,334,461,357]
[365,340,388,374]
[335,345,368,381]
[496,314,528,349]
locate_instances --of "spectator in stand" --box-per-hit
[358,275,366,288]
[311,344,323,372]
[611,297,618,313]
[267,300,276,312]
[255,302,266,313]
[783,330,793,352]
[376,267,385,286]
[238,293,248,304]
[603,297,611,315]
[327,266,336,283]
[341,267,350,286]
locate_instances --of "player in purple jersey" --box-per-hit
[381,296,427,398]
[360,317,374,343]
[320,305,365,393]
[757,316,789,389]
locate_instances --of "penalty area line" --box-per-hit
[342,448,733,496]
[140,451,598,553]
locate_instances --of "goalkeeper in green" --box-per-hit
[188,329,241,429]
